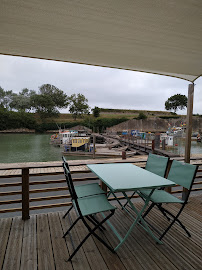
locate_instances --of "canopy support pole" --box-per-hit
[183,83,194,200]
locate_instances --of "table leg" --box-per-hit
[121,191,162,246]
[103,189,162,252]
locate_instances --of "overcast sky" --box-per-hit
[0,54,201,115]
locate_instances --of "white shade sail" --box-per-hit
[0,0,202,81]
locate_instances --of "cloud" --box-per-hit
[0,54,201,114]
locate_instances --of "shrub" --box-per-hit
[0,109,36,130]
[137,112,147,120]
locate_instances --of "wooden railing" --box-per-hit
[0,158,202,220]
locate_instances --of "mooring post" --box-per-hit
[162,139,166,150]
[122,151,126,160]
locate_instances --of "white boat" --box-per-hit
[60,130,78,144]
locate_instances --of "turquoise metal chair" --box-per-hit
[62,156,105,218]
[145,153,169,177]
[62,163,116,261]
[124,154,169,208]
[140,160,198,240]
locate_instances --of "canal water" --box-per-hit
[0,134,91,163]
[0,134,202,163]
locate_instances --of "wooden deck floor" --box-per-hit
[0,195,202,270]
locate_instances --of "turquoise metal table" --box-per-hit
[87,163,175,250]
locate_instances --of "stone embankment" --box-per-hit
[106,117,202,133]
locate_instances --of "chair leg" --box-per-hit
[63,217,80,238]
[156,204,171,221]
[159,206,189,240]
[142,202,155,219]
[83,211,114,252]
[89,215,106,231]
[63,205,73,219]
[158,206,191,238]
[67,211,115,261]
[86,216,105,232]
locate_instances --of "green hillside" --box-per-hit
[51,109,181,124]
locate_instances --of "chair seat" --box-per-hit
[75,183,105,198]
[140,189,184,203]
[73,194,116,216]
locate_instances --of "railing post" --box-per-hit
[22,168,30,220]
[93,134,96,159]
[165,160,172,193]
[183,83,194,200]
[100,181,108,194]
[152,140,155,154]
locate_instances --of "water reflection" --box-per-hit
[167,137,202,156]
[0,134,63,163]
[0,134,98,163]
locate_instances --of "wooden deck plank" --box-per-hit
[0,218,12,269]
[113,210,178,270]
[37,214,55,270]
[140,201,202,249]
[183,196,202,221]
[134,205,202,270]
[89,218,129,270]
[20,215,37,270]
[70,210,109,270]
[149,206,202,259]
[59,211,91,270]
[173,197,202,221]
[165,204,202,235]
[126,205,198,270]
[0,195,202,270]
[110,212,169,270]
[48,212,73,270]
[183,205,202,222]
[92,213,144,270]
[137,203,202,257]
[2,217,23,270]
[166,203,202,233]
[97,210,161,270]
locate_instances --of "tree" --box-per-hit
[165,94,187,113]
[92,106,101,118]
[31,84,69,120]
[69,93,90,120]
[38,84,69,108]
[10,88,35,112]
[0,86,14,110]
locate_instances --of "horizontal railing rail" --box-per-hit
[0,157,201,219]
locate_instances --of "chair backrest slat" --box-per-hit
[167,160,198,190]
[62,156,70,170]
[145,153,169,177]
[63,163,77,199]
